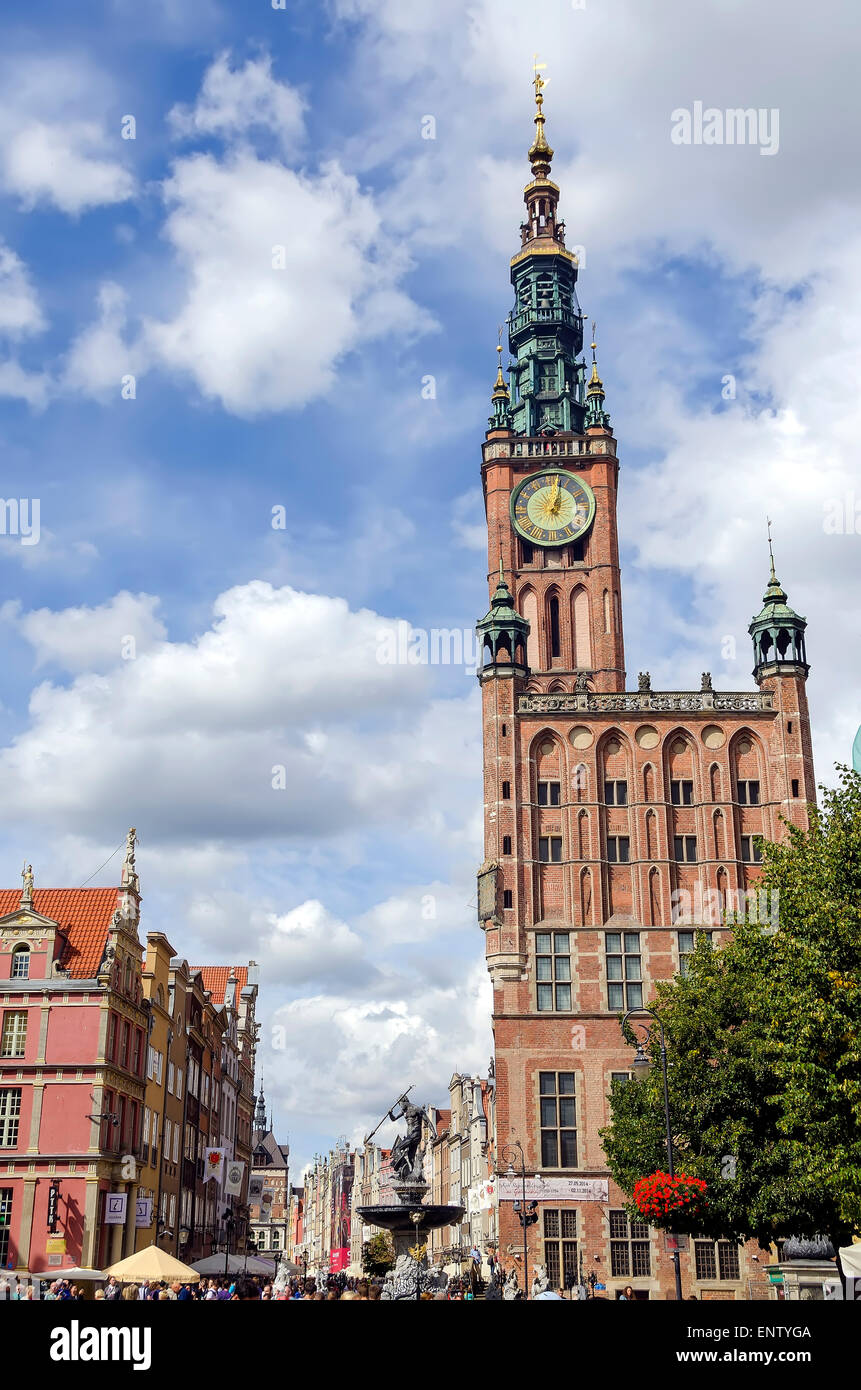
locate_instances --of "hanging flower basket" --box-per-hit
[633,1171,707,1226]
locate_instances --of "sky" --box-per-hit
[0,0,859,1175]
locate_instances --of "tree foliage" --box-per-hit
[601,768,861,1248]
[362,1230,394,1275]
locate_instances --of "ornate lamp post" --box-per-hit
[501,1139,533,1300]
[620,1006,683,1302]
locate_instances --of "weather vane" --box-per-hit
[532,54,548,105]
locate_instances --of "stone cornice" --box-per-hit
[517,689,774,716]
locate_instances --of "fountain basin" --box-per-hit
[356,1204,464,1234]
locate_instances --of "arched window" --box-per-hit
[11,945,30,979]
[549,596,561,658]
[257,1229,267,1250]
[271,1229,282,1250]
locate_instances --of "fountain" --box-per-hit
[357,1090,465,1300]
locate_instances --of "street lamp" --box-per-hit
[620,1006,683,1302]
[501,1139,536,1300]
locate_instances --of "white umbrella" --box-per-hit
[29,1267,105,1280]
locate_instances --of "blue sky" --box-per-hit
[1,0,859,1172]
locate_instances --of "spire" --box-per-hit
[507,62,585,436]
[528,57,554,179]
[585,321,611,430]
[488,338,510,431]
[749,528,809,681]
[254,1082,267,1134]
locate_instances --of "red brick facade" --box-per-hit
[480,113,815,1301]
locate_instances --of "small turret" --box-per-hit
[476,558,530,677]
[749,531,809,681]
[584,323,611,431]
[488,342,511,432]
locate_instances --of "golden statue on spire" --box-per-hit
[529,55,553,177]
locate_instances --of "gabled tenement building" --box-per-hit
[476,78,815,1299]
[0,833,261,1274]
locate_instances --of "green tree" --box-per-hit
[601,768,861,1250]
[362,1230,394,1275]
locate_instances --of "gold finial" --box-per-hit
[532,54,547,111]
[492,329,509,400]
[528,56,553,176]
[587,321,603,391]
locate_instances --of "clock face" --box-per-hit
[510,469,596,547]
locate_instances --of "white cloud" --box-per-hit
[143,149,432,415]
[0,56,134,214]
[2,591,166,672]
[62,283,142,398]
[262,957,492,1138]
[0,581,478,844]
[0,243,45,340]
[168,51,305,151]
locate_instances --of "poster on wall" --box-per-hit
[497,1176,608,1202]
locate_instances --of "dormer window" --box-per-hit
[11,945,30,979]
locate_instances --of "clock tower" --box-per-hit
[477,77,816,1299]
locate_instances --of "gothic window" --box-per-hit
[670,779,694,805]
[539,1072,577,1166]
[572,586,591,667]
[538,781,561,806]
[10,946,29,980]
[543,1209,577,1290]
[606,836,630,863]
[740,836,762,864]
[549,597,561,658]
[536,933,572,1012]
[604,780,627,806]
[695,1241,740,1281]
[678,930,712,977]
[673,836,698,863]
[605,933,642,1010]
[737,780,760,805]
[610,1210,651,1277]
[603,590,611,634]
[538,836,562,863]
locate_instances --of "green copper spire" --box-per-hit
[506,66,586,437]
[584,323,611,430]
[476,566,530,673]
[488,342,511,431]
[748,526,809,679]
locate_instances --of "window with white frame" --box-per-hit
[0,1089,22,1147]
[605,932,643,1010]
[1,1011,27,1058]
[536,931,572,1012]
[10,946,30,979]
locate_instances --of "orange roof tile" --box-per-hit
[0,887,123,979]
[190,965,248,1005]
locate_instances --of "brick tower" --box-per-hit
[476,74,816,1300]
